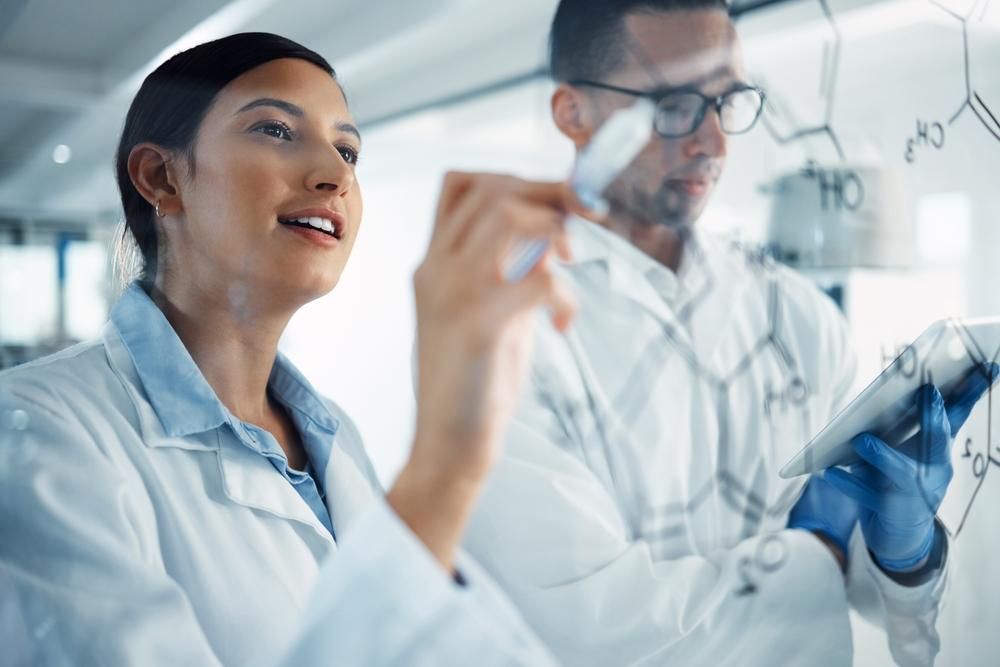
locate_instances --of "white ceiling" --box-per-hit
[0,0,912,222]
[0,0,569,219]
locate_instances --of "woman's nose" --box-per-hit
[305,145,355,195]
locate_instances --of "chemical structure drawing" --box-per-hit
[877,322,1000,541]
[797,159,864,213]
[744,0,868,216]
[533,242,814,598]
[755,0,847,162]
[905,0,1000,163]
[734,533,789,597]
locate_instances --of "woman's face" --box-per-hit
[165,57,363,309]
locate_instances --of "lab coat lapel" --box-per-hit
[320,438,380,538]
[605,249,696,353]
[216,434,336,550]
[672,235,745,367]
[105,319,338,552]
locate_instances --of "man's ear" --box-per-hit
[127,143,184,217]
[551,84,594,148]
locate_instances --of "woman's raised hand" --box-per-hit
[388,172,596,570]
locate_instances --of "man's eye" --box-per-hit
[658,96,697,114]
[338,145,360,165]
[253,121,293,141]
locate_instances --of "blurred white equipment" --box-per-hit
[764,165,914,302]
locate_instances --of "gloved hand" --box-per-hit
[825,364,997,572]
[788,474,859,568]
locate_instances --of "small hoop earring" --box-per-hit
[154,201,165,218]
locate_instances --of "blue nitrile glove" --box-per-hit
[825,364,998,572]
[788,474,859,562]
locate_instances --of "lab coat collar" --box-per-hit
[565,217,691,326]
[565,217,741,360]
[565,216,701,303]
[104,286,349,545]
[103,315,330,534]
[215,429,336,548]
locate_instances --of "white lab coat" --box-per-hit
[0,321,557,666]
[462,218,947,666]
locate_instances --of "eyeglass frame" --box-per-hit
[567,79,767,138]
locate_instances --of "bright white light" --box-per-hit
[65,241,110,341]
[51,144,72,164]
[916,192,971,264]
[0,246,58,344]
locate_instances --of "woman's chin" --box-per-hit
[221,274,336,315]
[282,269,342,302]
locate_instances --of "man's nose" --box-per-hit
[685,106,728,159]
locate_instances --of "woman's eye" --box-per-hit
[338,146,360,165]
[253,121,293,141]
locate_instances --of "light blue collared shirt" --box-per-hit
[111,282,337,537]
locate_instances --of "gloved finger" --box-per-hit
[852,434,920,489]
[848,460,883,487]
[823,467,882,511]
[912,385,951,463]
[944,363,1000,436]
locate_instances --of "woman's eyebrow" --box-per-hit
[235,97,361,142]
[235,97,304,117]
[336,122,362,143]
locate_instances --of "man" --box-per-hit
[462,1,989,665]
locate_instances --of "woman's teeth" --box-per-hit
[281,216,337,237]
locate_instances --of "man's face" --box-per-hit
[580,9,743,230]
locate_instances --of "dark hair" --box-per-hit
[114,32,336,287]
[548,0,729,83]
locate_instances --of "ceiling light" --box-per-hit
[52,144,72,164]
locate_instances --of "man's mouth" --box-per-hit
[277,215,344,240]
[670,179,711,197]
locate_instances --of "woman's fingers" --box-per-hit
[461,197,566,275]
[429,171,473,246]
[493,259,578,332]
[507,177,605,223]
[434,174,507,253]
[430,172,602,264]
[405,171,595,570]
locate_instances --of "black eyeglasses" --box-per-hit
[568,80,766,138]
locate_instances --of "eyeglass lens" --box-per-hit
[654,88,763,137]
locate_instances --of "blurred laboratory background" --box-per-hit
[2,0,1000,664]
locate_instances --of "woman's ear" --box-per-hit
[127,143,183,216]
[551,84,594,148]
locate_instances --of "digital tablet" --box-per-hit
[779,317,1000,478]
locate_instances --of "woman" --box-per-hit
[0,32,589,666]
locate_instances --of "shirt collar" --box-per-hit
[268,350,339,435]
[110,282,338,439]
[565,216,703,304]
